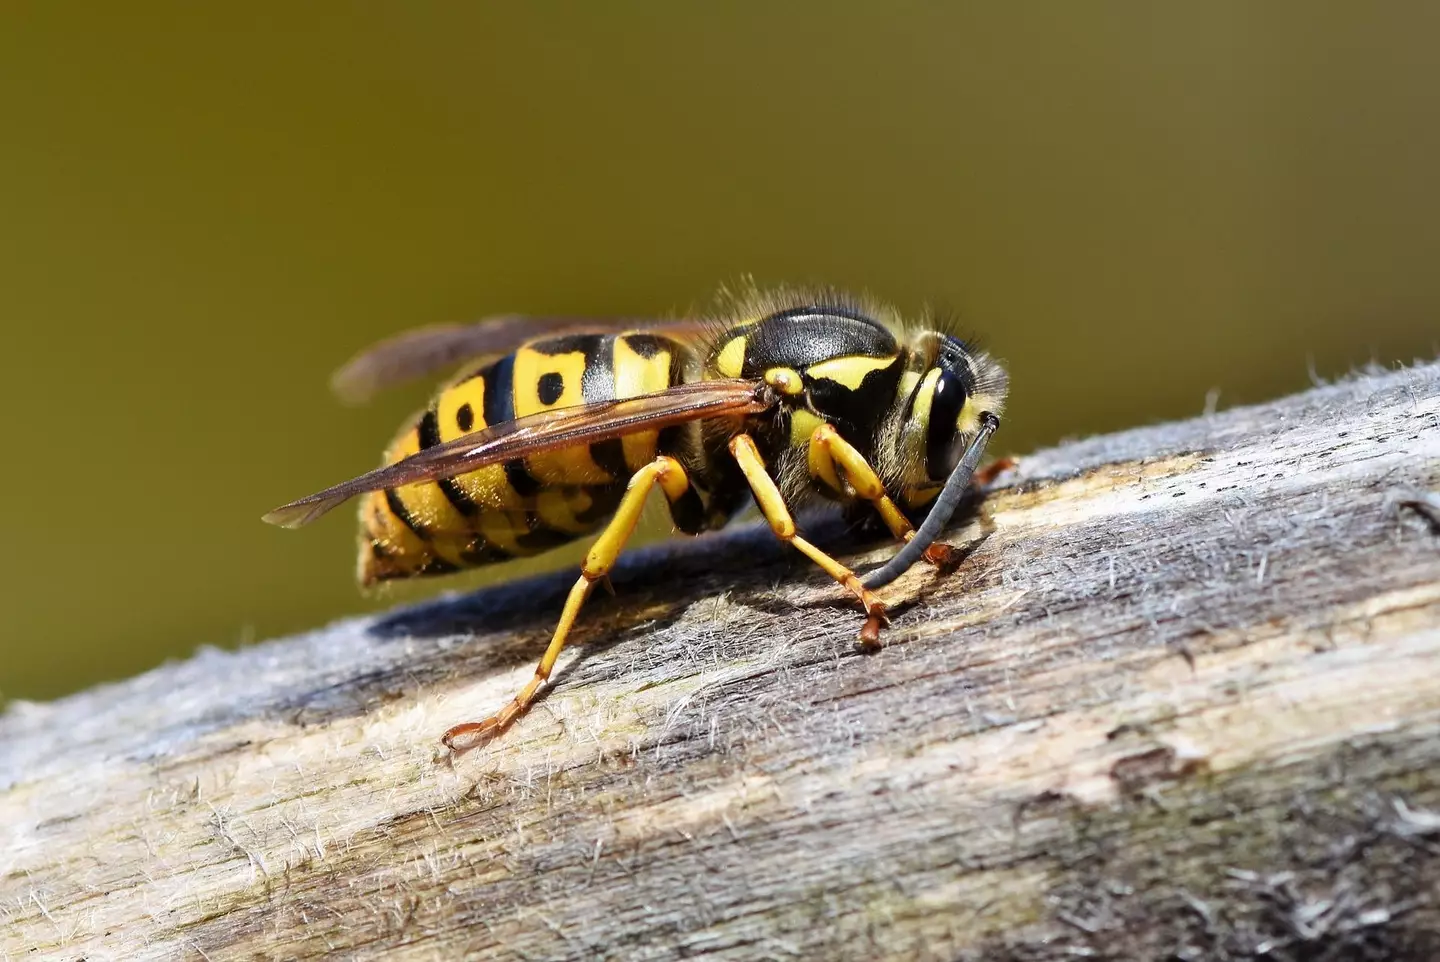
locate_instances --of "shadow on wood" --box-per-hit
[3,362,1439,961]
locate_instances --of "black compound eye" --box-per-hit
[925,369,968,480]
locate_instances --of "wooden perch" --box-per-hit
[4,362,1440,961]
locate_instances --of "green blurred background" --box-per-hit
[2,5,1437,701]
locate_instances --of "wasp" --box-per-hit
[264,287,1007,750]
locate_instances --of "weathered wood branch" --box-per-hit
[4,362,1440,961]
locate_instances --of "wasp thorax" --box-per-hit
[709,305,908,442]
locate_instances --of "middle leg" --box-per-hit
[729,433,889,647]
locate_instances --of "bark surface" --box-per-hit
[4,362,1440,961]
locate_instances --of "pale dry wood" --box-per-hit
[3,362,1440,962]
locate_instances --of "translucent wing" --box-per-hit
[331,315,711,404]
[264,379,769,528]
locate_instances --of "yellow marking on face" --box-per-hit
[957,398,981,436]
[806,354,897,389]
[764,366,804,395]
[958,392,1002,436]
[614,335,674,471]
[513,346,608,485]
[788,408,824,449]
[911,369,942,429]
[714,335,747,378]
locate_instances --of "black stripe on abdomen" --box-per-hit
[574,483,625,525]
[384,487,428,540]
[589,438,629,480]
[460,540,514,566]
[419,408,479,516]
[484,353,544,497]
[513,513,580,553]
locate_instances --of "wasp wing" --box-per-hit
[264,379,768,528]
[331,315,711,404]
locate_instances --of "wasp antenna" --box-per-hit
[863,412,1000,590]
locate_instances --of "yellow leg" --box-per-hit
[729,433,890,647]
[807,423,960,568]
[442,456,692,750]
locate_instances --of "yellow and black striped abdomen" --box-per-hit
[359,331,688,584]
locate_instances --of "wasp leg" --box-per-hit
[441,456,692,751]
[807,422,959,568]
[729,433,890,648]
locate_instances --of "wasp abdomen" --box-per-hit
[359,331,687,584]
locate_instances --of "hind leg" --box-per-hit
[729,433,890,647]
[442,455,692,750]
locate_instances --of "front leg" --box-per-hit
[728,433,889,647]
[806,422,961,568]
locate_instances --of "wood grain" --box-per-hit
[4,361,1440,961]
